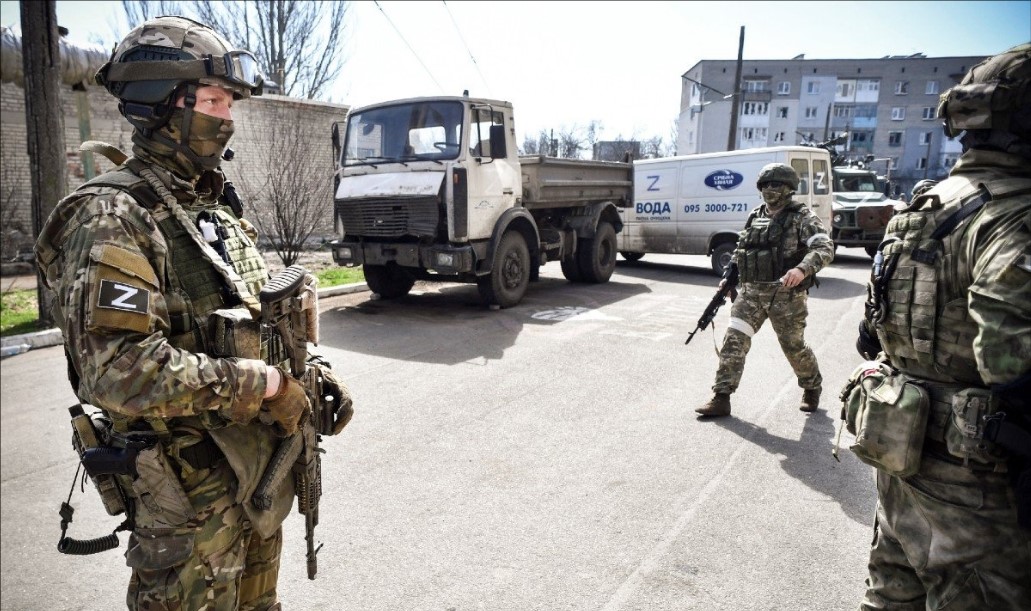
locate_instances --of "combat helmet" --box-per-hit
[756,163,800,191]
[937,42,1030,154]
[96,15,263,131]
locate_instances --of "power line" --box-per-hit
[373,1,445,93]
[441,1,491,96]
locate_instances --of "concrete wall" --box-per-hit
[0,81,347,258]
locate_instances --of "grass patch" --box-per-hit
[316,266,364,287]
[1,288,42,337]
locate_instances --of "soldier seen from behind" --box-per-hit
[846,42,1030,610]
[696,163,834,418]
[35,16,352,611]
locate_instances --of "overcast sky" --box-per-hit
[2,1,1028,144]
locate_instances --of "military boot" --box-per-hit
[696,393,731,417]
[800,388,821,413]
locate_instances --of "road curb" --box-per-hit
[0,282,369,357]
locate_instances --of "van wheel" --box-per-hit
[578,221,617,283]
[620,251,644,262]
[364,263,415,299]
[477,231,530,308]
[711,242,735,275]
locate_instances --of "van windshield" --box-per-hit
[343,101,464,166]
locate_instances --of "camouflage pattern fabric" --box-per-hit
[859,147,1031,609]
[712,199,833,395]
[712,283,821,394]
[35,158,290,610]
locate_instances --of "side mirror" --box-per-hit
[489,124,507,159]
[331,122,341,159]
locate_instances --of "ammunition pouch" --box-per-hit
[840,362,929,477]
[925,384,1009,468]
[208,307,262,360]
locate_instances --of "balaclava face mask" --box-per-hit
[761,184,793,213]
[132,85,235,182]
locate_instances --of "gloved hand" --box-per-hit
[308,362,354,435]
[260,372,309,436]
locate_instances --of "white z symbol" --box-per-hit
[111,283,140,310]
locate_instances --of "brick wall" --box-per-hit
[0,81,347,257]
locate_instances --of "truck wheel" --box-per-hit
[620,251,644,262]
[711,242,735,275]
[560,256,584,282]
[477,231,530,308]
[363,263,415,299]
[577,221,617,283]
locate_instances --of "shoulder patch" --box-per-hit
[97,279,150,313]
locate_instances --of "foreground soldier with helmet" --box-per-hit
[695,163,834,418]
[845,43,1031,609]
[35,15,352,610]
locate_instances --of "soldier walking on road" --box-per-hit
[847,43,1031,610]
[696,163,834,418]
[35,16,351,610]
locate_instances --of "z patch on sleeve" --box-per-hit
[97,279,150,313]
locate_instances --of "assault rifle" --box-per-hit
[685,263,739,345]
[251,265,323,579]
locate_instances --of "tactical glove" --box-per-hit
[260,372,308,437]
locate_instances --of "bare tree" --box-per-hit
[641,136,664,159]
[239,106,329,267]
[121,0,183,25]
[0,143,27,262]
[191,0,348,100]
[666,118,679,157]
[557,124,586,159]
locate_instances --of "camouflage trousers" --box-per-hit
[125,459,283,611]
[862,453,1031,610]
[712,283,821,394]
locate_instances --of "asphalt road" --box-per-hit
[1,248,880,611]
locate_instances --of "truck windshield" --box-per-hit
[342,101,464,166]
[834,173,879,192]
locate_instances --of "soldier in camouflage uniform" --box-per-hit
[696,163,835,418]
[35,16,349,611]
[848,43,1031,610]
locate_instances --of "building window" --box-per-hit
[917,157,928,170]
[807,81,820,94]
[858,79,880,92]
[895,81,909,95]
[777,106,788,119]
[805,106,818,119]
[888,131,903,146]
[744,79,769,93]
[891,107,906,121]
[925,80,939,94]
[742,102,769,116]
[838,82,852,98]
[773,131,785,143]
[922,107,936,120]
[920,131,933,145]
[834,105,854,118]
[778,81,790,95]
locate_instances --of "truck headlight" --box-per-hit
[435,252,455,267]
[336,246,353,260]
[833,214,843,224]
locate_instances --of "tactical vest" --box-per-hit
[79,166,269,355]
[868,175,1031,384]
[736,203,809,285]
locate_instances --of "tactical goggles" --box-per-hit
[100,49,265,96]
[758,180,788,189]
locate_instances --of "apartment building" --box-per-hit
[677,54,986,195]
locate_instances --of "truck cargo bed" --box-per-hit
[519,156,632,209]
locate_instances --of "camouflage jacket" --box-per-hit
[731,200,835,283]
[34,162,270,427]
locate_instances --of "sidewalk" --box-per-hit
[0,279,369,357]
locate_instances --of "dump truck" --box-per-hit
[328,95,633,308]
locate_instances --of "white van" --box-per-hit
[617,146,834,274]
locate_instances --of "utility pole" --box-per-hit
[726,26,744,152]
[20,0,66,329]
